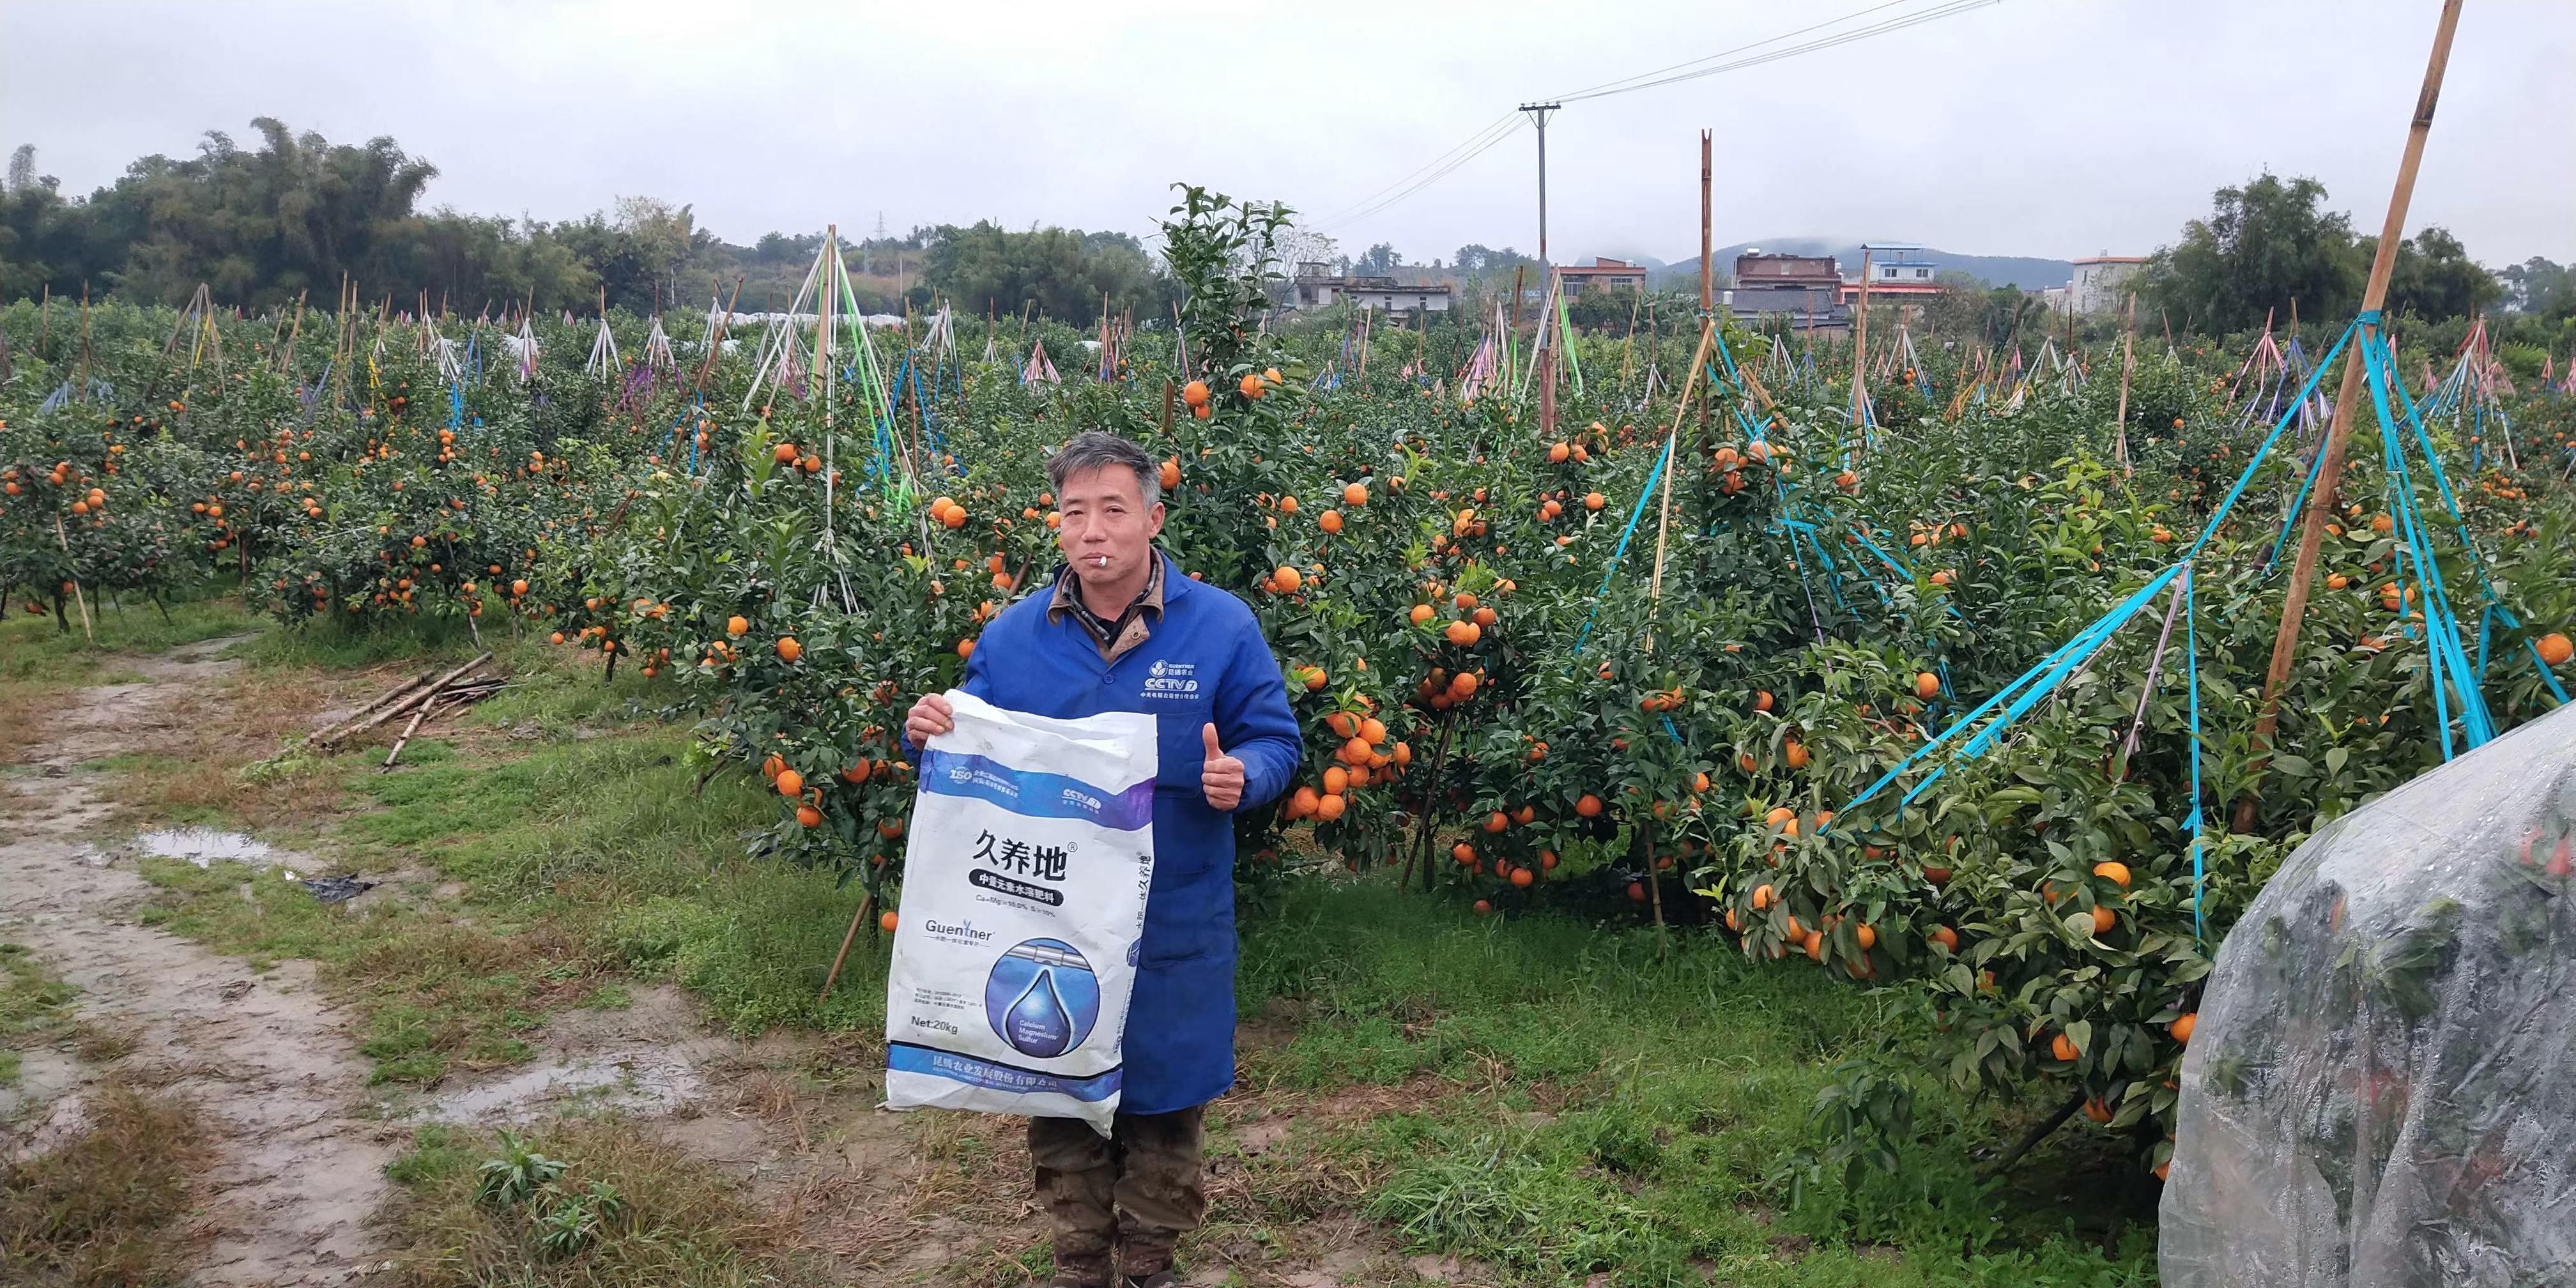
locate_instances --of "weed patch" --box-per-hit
[0,1081,211,1286]
[379,1118,827,1288]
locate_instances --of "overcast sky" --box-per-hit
[4,1,2568,269]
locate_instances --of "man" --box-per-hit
[905,431,1300,1288]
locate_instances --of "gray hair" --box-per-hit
[1047,432,1162,508]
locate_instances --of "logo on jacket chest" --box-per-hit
[1140,658,1201,701]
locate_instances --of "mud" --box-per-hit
[0,637,399,1287]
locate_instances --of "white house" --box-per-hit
[2070,255,2147,314]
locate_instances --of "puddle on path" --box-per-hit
[134,828,280,868]
[418,1048,707,1124]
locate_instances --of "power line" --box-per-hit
[1313,114,1526,233]
[1554,0,2000,103]
[1309,0,1999,234]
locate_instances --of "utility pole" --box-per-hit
[1522,102,1560,443]
[1521,103,1560,265]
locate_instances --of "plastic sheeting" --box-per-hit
[2161,702,2576,1286]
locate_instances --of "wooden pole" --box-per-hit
[2241,0,2464,831]
[1698,130,1713,438]
[2112,293,2138,471]
[52,516,94,645]
[1539,272,1558,441]
[1851,248,1873,433]
[818,889,876,1003]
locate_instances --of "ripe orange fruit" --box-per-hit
[1315,792,1347,821]
[2094,861,2131,887]
[1854,924,1876,949]
[2050,1032,2080,1062]
[2540,633,2573,666]
[1548,441,1570,463]
[956,638,975,659]
[1509,866,1535,888]
[941,504,968,529]
[1473,899,1494,916]
[1802,930,1825,960]
[1929,925,1959,952]
[796,804,823,827]
[1575,793,1603,818]
[1765,806,1797,836]
[1360,717,1387,744]
[774,441,799,463]
[1289,786,1321,818]
[776,636,802,663]
[1751,883,1774,910]
[1627,882,1648,903]
[1238,372,1265,399]
[1322,767,1349,795]
[1452,842,1476,865]
[1450,671,1478,696]
[776,769,806,798]
[1409,603,1435,624]
[1737,752,1758,773]
[1485,811,1508,833]
[1342,482,1368,506]
[1319,509,1344,533]
[1752,690,1774,712]
[1445,620,1481,647]
[1584,491,1606,511]
[1273,565,1303,594]
[1181,379,1210,406]
[1783,739,1810,771]
[2170,1013,2197,1045]
[2083,1099,2113,1124]
[1472,606,1497,627]
[1915,672,1940,700]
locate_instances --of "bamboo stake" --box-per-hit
[2241,0,2463,832]
[2112,293,2137,472]
[1851,247,1873,433]
[330,651,490,745]
[306,664,440,744]
[818,889,877,1003]
[1699,129,1713,438]
[52,516,93,645]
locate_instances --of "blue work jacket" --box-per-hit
[925,552,1300,1112]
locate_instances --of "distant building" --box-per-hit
[1721,252,1849,332]
[1557,257,1648,296]
[1841,249,1943,303]
[2069,254,2147,314]
[1341,277,1452,313]
[1287,263,1452,313]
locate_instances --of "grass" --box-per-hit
[378,1119,827,1288]
[1217,880,2160,1286]
[0,595,261,767]
[1,942,80,1087]
[47,601,2162,1284]
[0,1080,211,1287]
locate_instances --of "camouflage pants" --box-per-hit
[1027,1105,1206,1285]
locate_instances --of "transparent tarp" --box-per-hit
[2161,703,2576,1285]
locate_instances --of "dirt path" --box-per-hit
[0,637,397,1287]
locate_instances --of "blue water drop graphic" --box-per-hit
[1005,967,1075,1057]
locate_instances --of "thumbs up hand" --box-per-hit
[1200,723,1245,811]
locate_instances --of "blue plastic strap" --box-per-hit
[2185,318,2359,562]
[2186,563,2204,939]
[1833,562,2189,822]
[1570,436,1675,657]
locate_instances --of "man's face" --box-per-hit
[1055,464,1165,583]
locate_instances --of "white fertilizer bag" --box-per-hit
[884,690,1158,1134]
